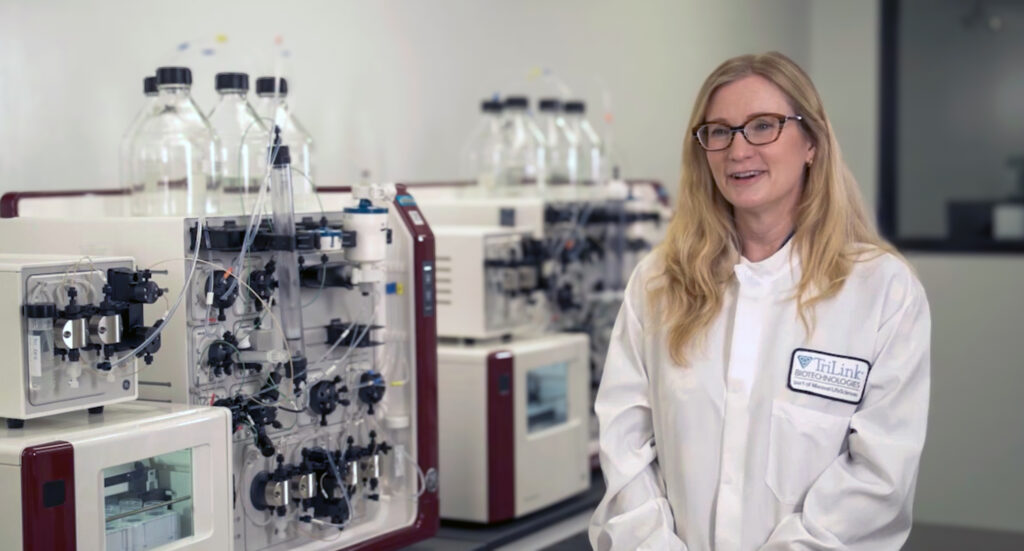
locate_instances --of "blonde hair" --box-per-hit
[649,51,896,366]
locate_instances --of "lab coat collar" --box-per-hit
[733,238,800,294]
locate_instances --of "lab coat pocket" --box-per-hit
[766,400,850,504]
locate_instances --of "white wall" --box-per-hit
[808,0,880,210]
[0,0,811,197]
[909,254,1024,533]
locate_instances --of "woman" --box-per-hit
[589,52,930,551]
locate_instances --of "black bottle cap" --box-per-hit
[539,98,561,112]
[563,100,586,114]
[155,66,193,86]
[256,77,288,96]
[503,96,529,109]
[23,303,57,319]
[481,99,503,113]
[215,72,249,92]
[268,125,291,167]
[143,76,157,95]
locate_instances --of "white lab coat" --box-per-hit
[589,240,931,551]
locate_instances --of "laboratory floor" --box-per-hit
[410,471,1024,551]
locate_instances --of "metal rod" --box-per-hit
[105,494,193,522]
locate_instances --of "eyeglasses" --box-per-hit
[693,113,804,151]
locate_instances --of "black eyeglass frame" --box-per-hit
[692,113,805,151]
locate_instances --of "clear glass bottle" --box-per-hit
[537,98,574,186]
[130,67,219,216]
[120,76,158,215]
[602,118,627,184]
[254,77,318,214]
[563,100,604,186]
[459,99,505,192]
[501,96,547,193]
[207,72,269,215]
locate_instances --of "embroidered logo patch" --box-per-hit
[788,348,871,404]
